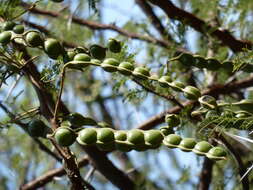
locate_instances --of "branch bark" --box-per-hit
[147,0,252,52]
[20,2,186,51]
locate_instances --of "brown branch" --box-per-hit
[147,0,252,52]
[20,156,89,190]
[16,46,93,190]
[20,2,186,51]
[83,146,136,190]
[135,0,172,41]
[197,158,213,190]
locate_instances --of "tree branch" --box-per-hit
[20,2,186,51]
[20,156,89,190]
[135,0,173,41]
[147,0,252,52]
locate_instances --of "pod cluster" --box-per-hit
[0,21,122,63]
[53,124,226,161]
[163,134,226,160]
[66,57,202,100]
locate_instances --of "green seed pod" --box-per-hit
[158,76,172,88]
[183,86,201,100]
[115,141,133,152]
[13,25,24,34]
[178,138,196,152]
[232,99,253,113]
[207,147,226,160]
[114,130,127,141]
[163,134,182,148]
[169,81,185,92]
[193,55,207,69]
[77,128,97,145]
[28,119,48,137]
[205,110,219,119]
[206,58,221,71]
[97,128,114,143]
[177,53,194,67]
[159,126,174,136]
[132,67,150,80]
[25,31,43,47]
[0,31,12,45]
[118,62,134,75]
[101,58,120,72]
[55,127,76,147]
[165,114,180,127]
[69,53,91,69]
[108,38,121,53]
[221,61,233,73]
[89,44,106,60]
[44,38,63,59]
[144,130,163,146]
[96,141,115,151]
[193,141,213,156]
[198,95,217,109]
[2,21,16,31]
[127,129,145,145]
[67,112,97,127]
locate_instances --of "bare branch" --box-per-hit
[147,0,252,52]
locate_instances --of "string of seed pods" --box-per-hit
[51,112,227,161]
[0,22,227,161]
[170,52,253,73]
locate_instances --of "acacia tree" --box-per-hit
[0,0,253,189]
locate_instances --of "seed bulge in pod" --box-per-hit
[169,81,185,92]
[55,127,76,147]
[2,21,16,31]
[97,128,114,143]
[0,31,12,45]
[108,38,121,53]
[165,114,180,128]
[13,25,24,34]
[183,86,201,100]
[144,130,163,146]
[127,129,145,145]
[163,134,182,148]
[158,76,172,88]
[101,58,120,72]
[77,128,97,145]
[207,147,226,160]
[132,67,150,80]
[114,130,127,141]
[89,44,106,60]
[44,38,63,59]
[178,138,196,152]
[193,141,212,155]
[26,31,43,47]
[28,119,48,137]
[118,62,134,75]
